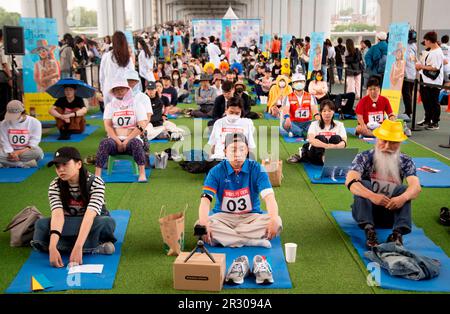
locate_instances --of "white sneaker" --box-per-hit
[252,255,274,285]
[288,132,294,138]
[225,256,250,285]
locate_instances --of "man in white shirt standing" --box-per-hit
[208,96,256,160]
[415,31,445,130]
[207,36,222,69]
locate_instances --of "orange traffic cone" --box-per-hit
[446,92,450,113]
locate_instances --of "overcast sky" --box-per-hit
[0,0,99,13]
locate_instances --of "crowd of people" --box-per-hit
[0,21,449,279]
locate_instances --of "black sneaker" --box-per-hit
[439,207,450,226]
[426,123,439,130]
[365,227,379,248]
[417,120,429,127]
[386,230,403,246]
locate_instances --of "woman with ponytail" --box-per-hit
[31,147,116,268]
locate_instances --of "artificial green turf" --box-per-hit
[0,101,449,294]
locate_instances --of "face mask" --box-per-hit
[293,82,305,91]
[226,114,240,124]
[236,88,244,94]
[279,82,286,88]
[316,75,323,81]
[173,75,179,80]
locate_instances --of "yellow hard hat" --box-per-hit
[373,120,408,143]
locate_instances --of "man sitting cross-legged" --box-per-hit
[197,133,282,248]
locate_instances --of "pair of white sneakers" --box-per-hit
[225,255,274,285]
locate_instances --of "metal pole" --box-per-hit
[411,78,422,131]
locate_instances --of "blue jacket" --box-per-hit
[365,41,388,74]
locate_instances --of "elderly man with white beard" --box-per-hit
[345,120,421,248]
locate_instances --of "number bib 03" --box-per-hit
[221,188,253,214]
[112,110,137,129]
[8,129,30,149]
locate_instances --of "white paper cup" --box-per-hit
[285,243,297,263]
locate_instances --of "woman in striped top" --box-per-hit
[31,147,116,268]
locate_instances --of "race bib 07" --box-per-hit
[221,188,253,214]
[8,129,30,149]
[112,110,137,129]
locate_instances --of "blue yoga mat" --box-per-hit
[334,113,357,120]
[302,162,346,184]
[414,158,450,188]
[346,127,409,145]
[167,114,180,120]
[102,159,152,183]
[87,113,103,120]
[42,125,99,143]
[263,112,279,120]
[6,210,131,293]
[0,153,53,183]
[206,237,292,289]
[279,128,306,144]
[150,138,169,143]
[332,211,450,292]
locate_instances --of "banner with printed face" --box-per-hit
[173,36,183,55]
[381,23,410,114]
[20,18,60,121]
[192,19,261,48]
[159,35,171,60]
[307,32,325,79]
[262,34,272,53]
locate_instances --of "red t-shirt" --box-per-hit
[355,95,393,124]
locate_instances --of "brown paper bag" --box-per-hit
[159,205,187,256]
[262,160,283,187]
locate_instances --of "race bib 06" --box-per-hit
[8,129,30,149]
[112,110,137,129]
[221,188,253,214]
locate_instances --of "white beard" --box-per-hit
[373,147,401,184]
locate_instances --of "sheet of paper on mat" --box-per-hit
[68,264,104,275]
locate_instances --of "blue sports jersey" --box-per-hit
[203,159,274,214]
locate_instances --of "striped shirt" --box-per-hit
[48,175,106,216]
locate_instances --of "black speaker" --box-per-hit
[3,26,25,55]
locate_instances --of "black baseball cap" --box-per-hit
[146,81,157,90]
[47,147,82,167]
[224,133,248,148]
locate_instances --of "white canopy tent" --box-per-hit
[223,6,239,19]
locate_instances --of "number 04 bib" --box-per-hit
[221,188,253,214]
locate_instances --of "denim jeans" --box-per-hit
[31,215,117,253]
[282,119,311,138]
[351,180,412,235]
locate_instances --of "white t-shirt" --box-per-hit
[207,43,221,68]
[208,116,256,160]
[104,99,148,140]
[133,92,153,115]
[441,43,450,75]
[0,115,42,154]
[420,47,445,85]
[138,50,155,82]
[307,120,347,141]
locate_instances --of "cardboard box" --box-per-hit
[262,160,283,187]
[173,252,226,292]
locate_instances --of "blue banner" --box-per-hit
[262,34,272,53]
[159,35,170,59]
[125,31,135,54]
[381,22,410,114]
[20,17,60,121]
[307,32,325,79]
[282,34,291,59]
